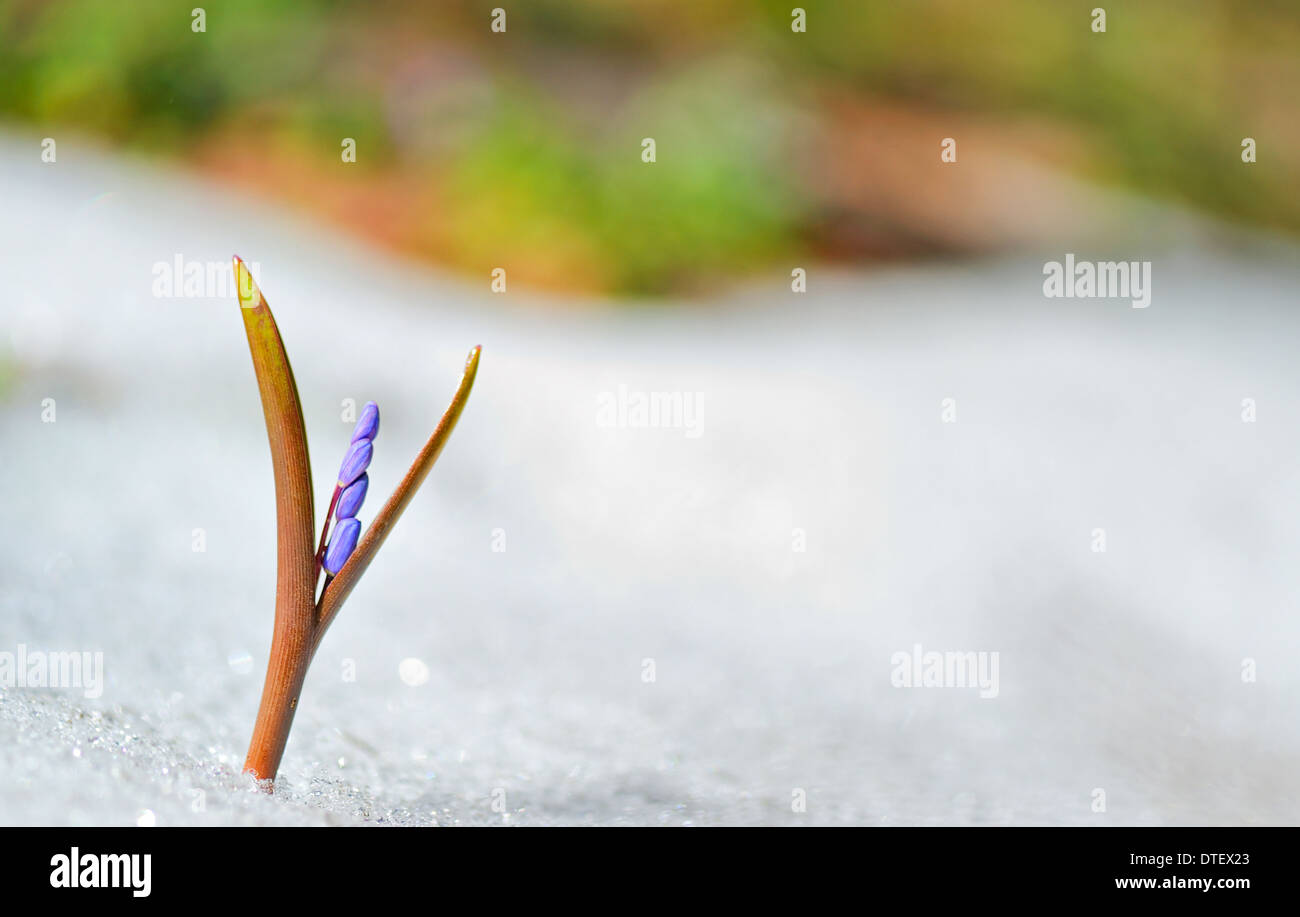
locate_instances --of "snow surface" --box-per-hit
[2,132,1299,825]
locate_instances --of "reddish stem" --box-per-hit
[314,484,341,582]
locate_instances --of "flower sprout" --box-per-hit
[337,439,373,487]
[352,400,380,442]
[323,518,362,575]
[336,473,368,519]
[318,401,380,579]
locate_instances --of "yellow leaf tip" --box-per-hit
[232,256,261,309]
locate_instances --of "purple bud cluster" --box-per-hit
[323,401,379,575]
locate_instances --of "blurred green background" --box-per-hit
[1,0,1296,295]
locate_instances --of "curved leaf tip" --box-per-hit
[233,255,261,309]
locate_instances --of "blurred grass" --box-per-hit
[1,0,1296,294]
[0,353,14,400]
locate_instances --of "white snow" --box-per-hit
[2,131,1299,825]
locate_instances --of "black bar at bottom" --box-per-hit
[0,826,1281,901]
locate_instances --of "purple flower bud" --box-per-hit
[337,439,372,486]
[323,517,362,575]
[351,401,380,443]
[336,473,368,520]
